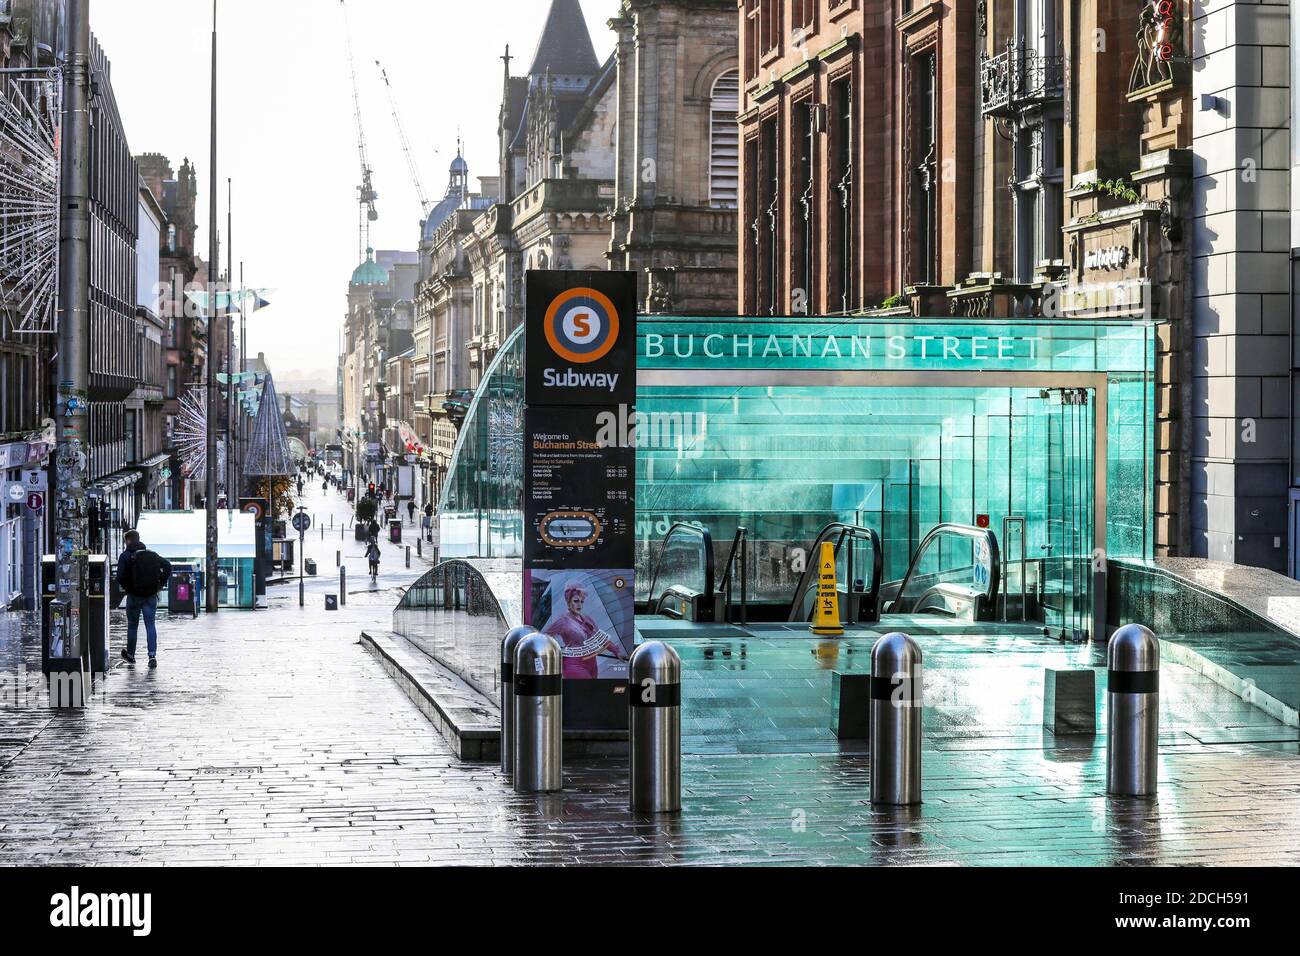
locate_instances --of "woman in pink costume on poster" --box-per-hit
[542,580,623,679]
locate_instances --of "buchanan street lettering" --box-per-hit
[642,331,1044,363]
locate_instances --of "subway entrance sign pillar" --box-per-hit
[522,271,638,733]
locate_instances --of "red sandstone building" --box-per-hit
[737,0,1202,561]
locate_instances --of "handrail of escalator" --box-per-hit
[887,522,1001,617]
[645,521,715,615]
[718,526,749,624]
[785,522,883,623]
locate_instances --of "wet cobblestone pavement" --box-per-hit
[3,484,1300,865]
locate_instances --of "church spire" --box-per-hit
[526,0,598,79]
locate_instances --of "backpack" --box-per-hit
[126,549,166,598]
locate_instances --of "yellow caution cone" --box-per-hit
[810,540,844,636]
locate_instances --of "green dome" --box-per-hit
[350,248,388,286]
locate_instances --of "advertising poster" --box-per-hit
[524,568,636,679]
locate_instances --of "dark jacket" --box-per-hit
[116,541,173,598]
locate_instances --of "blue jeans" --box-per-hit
[125,594,158,659]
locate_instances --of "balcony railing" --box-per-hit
[980,41,1065,118]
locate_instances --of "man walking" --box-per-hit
[116,529,172,668]
[406,499,415,524]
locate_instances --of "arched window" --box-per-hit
[709,71,740,209]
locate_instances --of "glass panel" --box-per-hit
[436,315,1155,635]
[1038,388,1095,640]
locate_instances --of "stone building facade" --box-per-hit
[607,0,740,313]
[137,152,202,509]
[731,1,1300,574]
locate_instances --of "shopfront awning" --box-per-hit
[88,470,140,496]
[137,453,171,471]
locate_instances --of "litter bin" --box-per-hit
[389,519,402,544]
[346,488,355,503]
[305,558,317,576]
[168,572,198,617]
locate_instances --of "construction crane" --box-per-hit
[340,0,377,262]
[376,60,431,218]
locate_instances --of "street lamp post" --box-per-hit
[51,0,91,705]
[204,0,219,613]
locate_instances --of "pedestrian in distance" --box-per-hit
[116,530,173,668]
[366,541,381,579]
[406,499,415,524]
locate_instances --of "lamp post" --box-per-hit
[51,0,91,704]
[204,0,220,613]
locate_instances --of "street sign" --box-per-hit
[292,512,312,534]
[27,492,44,511]
[21,468,47,492]
[4,483,25,503]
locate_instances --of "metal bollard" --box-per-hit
[406,546,410,568]
[513,633,563,793]
[417,538,422,558]
[499,626,536,775]
[629,641,682,813]
[339,567,346,606]
[870,632,923,805]
[336,549,341,567]
[1107,623,1159,797]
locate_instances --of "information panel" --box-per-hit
[523,271,637,682]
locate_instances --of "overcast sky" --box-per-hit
[93,0,620,389]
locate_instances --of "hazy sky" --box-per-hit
[93,0,620,389]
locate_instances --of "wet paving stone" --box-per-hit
[3,484,1300,864]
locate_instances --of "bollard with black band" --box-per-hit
[339,566,346,606]
[629,641,682,814]
[513,633,563,793]
[1107,623,1159,797]
[499,625,536,776]
[870,632,923,805]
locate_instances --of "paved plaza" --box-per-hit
[0,484,1298,866]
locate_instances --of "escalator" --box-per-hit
[644,519,1009,630]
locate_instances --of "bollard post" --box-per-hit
[1106,623,1159,797]
[336,550,341,567]
[513,633,563,793]
[629,641,682,813]
[870,632,923,805]
[406,546,410,569]
[417,538,422,558]
[499,626,536,776]
[339,567,346,606]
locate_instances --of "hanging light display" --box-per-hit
[0,70,62,334]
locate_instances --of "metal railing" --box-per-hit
[980,41,1065,117]
[718,526,749,625]
[1002,516,1028,621]
[644,522,715,622]
[786,522,883,625]
[887,523,1001,620]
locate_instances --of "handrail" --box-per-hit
[785,522,883,623]
[645,521,715,615]
[719,526,749,624]
[888,523,1001,618]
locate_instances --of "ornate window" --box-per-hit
[744,1,761,80]
[709,71,740,208]
[828,76,854,313]
[908,50,938,287]
[792,98,818,313]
